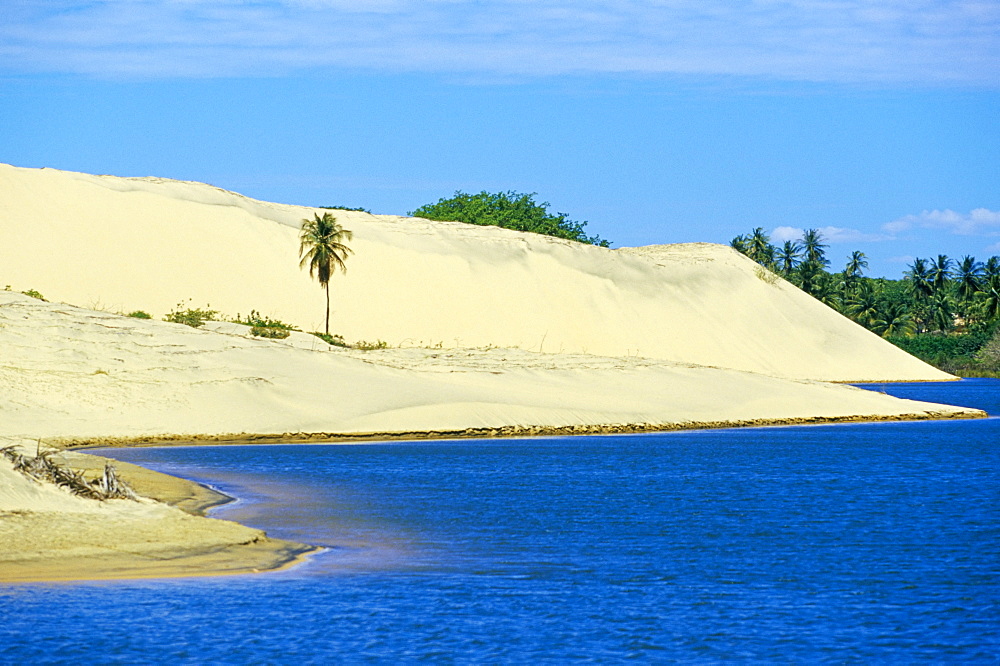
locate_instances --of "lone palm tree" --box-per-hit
[299,212,353,335]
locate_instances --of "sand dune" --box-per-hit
[0,163,949,382]
[0,163,975,583]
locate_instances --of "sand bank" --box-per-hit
[0,445,316,583]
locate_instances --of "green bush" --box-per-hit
[886,332,991,362]
[310,332,350,347]
[410,191,610,247]
[165,302,218,328]
[20,289,46,301]
[232,310,298,339]
[126,310,152,319]
[887,331,999,377]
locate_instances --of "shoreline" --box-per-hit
[60,408,988,450]
[2,404,988,585]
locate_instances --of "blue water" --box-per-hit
[2,380,998,663]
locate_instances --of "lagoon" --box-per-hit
[1,380,998,662]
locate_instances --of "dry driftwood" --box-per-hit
[0,446,138,501]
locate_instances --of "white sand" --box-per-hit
[0,163,950,382]
[0,291,979,445]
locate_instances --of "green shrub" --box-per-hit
[20,289,46,301]
[165,302,218,328]
[126,310,152,319]
[886,332,991,362]
[887,330,999,377]
[232,310,298,339]
[410,191,610,247]
[310,332,350,347]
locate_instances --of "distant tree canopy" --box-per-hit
[728,224,1000,376]
[410,191,611,248]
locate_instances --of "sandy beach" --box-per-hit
[0,164,985,583]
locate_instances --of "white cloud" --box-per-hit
[770,225,891,244]
[771,226,805,243]
[0,0,996,83]
[883,208,1000,236]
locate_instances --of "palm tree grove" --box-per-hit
[730,228,1000,377]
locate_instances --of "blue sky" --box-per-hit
[2,1,998,277]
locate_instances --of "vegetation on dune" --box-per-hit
[164,301,219,328]
[126,310,152,319]
[731,227,1000,376]
[299,211,353,336]
[232,310,299,339]
[310,331,350,348]
[5,285,47,301]
[410,191,611,248]
[320,205,371,213]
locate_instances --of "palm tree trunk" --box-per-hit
[325,282,330,335]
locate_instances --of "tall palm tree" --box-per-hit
[905,257,933,301]
[801,228,829,267]
[929,290,953,333]
[984,256,1000,280]
[747,227,775,267]
[955,255,984,310]
[299,212,353,335]
[844,280,879,328]
[871,301,916,337]
[929,254,953,295]
[843,250,869,293]
[729,234,749,254]
[777,240,802,276]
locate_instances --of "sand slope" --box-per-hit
[0,163,948,382]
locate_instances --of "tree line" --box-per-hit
[730,227,1000,339]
